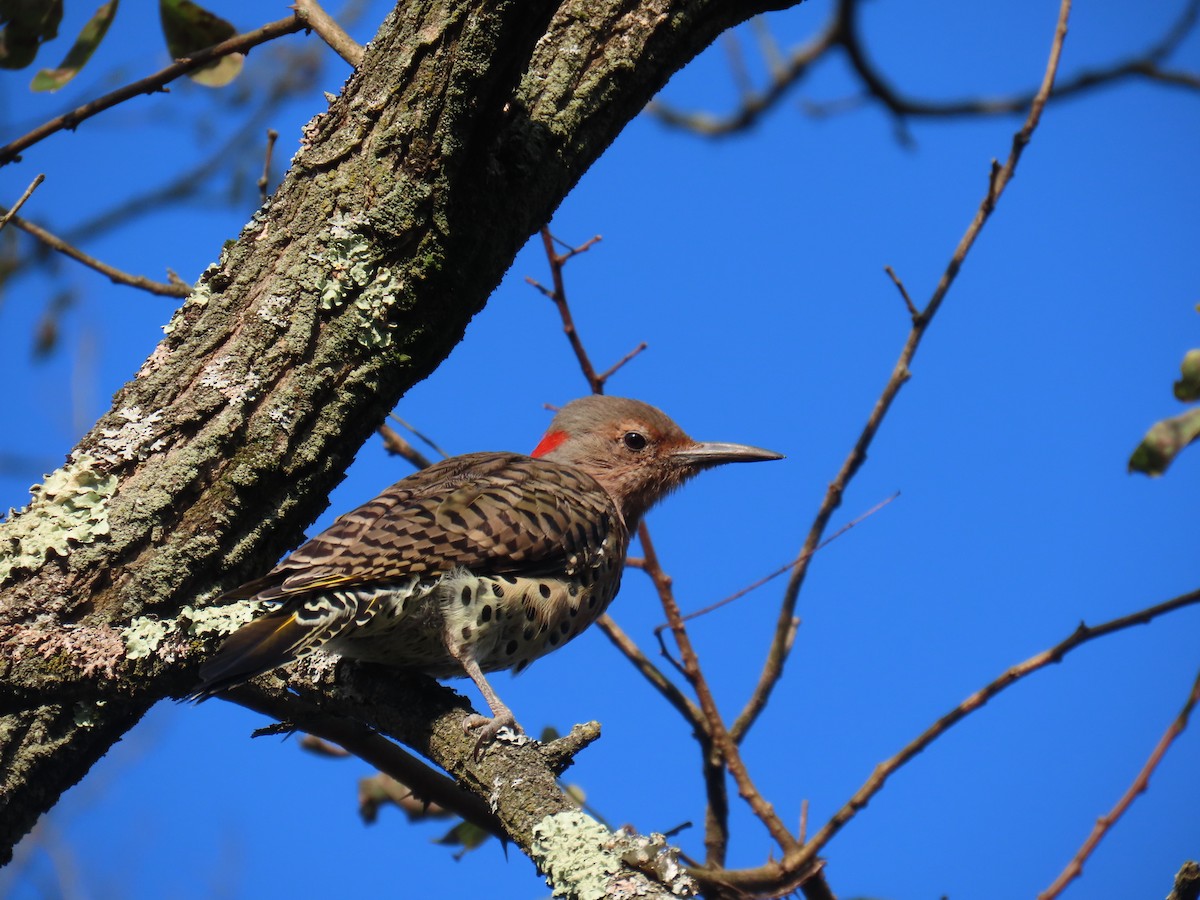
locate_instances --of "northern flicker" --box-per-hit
[191,395,781,745]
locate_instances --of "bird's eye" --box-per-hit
[622,431,648,451]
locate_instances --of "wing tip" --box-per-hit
[185,612,305,701]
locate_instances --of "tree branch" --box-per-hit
[0,15,307,166]
[733,0,1073,744]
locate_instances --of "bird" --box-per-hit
[190,395,782,747]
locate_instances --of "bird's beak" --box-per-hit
[671,441,784,467]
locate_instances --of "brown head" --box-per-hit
[531,395,782,525]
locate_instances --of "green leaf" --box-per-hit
[1173,349,1200,401]
[158,0,241,87]
[0,0,64,69]
[30,0,118,92]
[433,820,491,857]
[1128,407,1200,476]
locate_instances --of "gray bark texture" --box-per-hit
[0,0,800,896]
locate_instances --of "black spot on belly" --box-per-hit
[480,604,493,623]
[505,640,518,655]
[461,586,472,605]
[538,583,552,600]
[461,625,472,640]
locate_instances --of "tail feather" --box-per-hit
[187,611,317,701]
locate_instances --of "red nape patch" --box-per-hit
[531,429,568,458]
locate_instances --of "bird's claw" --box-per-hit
[463,711,518,760]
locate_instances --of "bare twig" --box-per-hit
[659,493,897,630]
[732,0,1074,746]
[299,734,351,757]
[3,214,190,297]
[647,16,839,135]
[0,15,307,166]
[639,523,800,856]
[594,613,703,728]
[651,0,1200,137]
[802,585,1200,873]
[883,266,917,319]
[292,0,364,67]
[0,174,44,232]
[1038,665,1200,900]
[386,413,450,461]
[690,585,1200,894]
[527,228,611,392]
[258,129,279,202]
[596,342,648,384]
[723,31,756,101]
[227,683,506,839]
[379,423,434,470]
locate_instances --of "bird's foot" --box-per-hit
[463,710,520,759]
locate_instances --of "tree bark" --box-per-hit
[0,0,801,891]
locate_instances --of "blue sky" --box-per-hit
[2,2,1198,898]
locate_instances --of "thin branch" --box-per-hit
[0,15,307,166]
[258,129,279,203]
[387,413,450,460]
[1038,664,1200,900]
[800,585,1200,873]
[732,0,1073,745]
[639,523,800,856]
[691,585,1200,894]
[722,31,756,101]
[527,228,607,392]
[226,683,507,840]
[292,0,364,67]
[3,213,190,297]
[0,174,44,232]
[836,0,1199,122]
[660,493,897,630]
[652,0,1200,137]
[883,266,917,319]
[378,423,434,470]
[595,342,649,384]
[647,16,839,135]
[593,613,703,728]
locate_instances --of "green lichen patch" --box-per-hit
[312,213,407,349]
[180,599,262,637]
[531,811,697,899]
[531,810,620,900]
[122,599,262,660]
[0,455,117,584]
[162,281,213,335]
[121,616,174,659]
[96,406,167,464]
